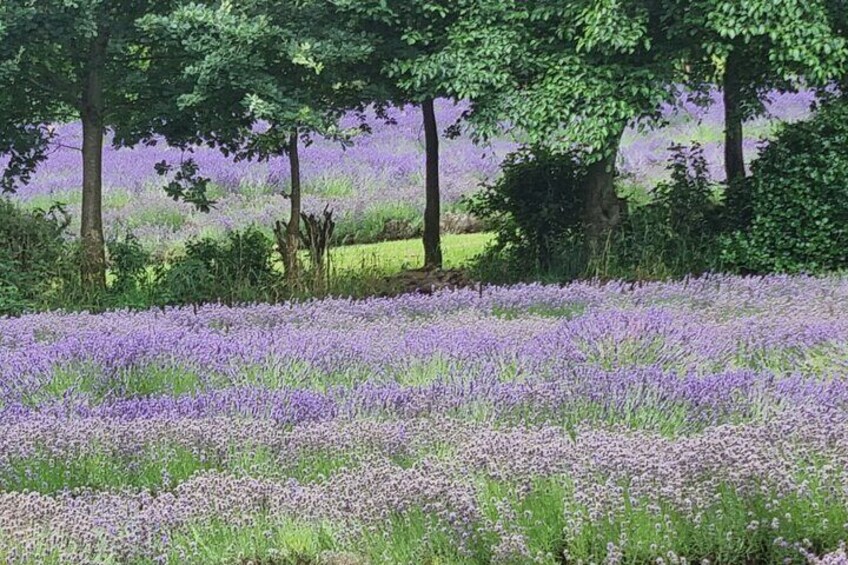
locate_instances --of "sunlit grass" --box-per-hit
[327,232,494,274]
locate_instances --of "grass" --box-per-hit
[327,232,494,275]
[27,366,208,406]
[0,445,364,495]
[165,517,340,565]
[308,175,357,198]
[87,231,493,312]
[491,302,587,320]
[0,445,221,494]
[332,202,423,246]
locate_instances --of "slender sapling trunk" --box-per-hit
[723,49,747,186]
[422,98,442,270]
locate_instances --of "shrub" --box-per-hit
[469,148,586,277]
[108,231,151,293]
[470,144,728,284]
[611,143,724,278]
[722,99,848,273]
[0,199,73,315]
[155,227,278,305]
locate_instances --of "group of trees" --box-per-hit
[1,0,846,291]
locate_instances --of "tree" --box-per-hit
[403,0,683,253]
[666,0,847,186]
[0,0,219,289]
[142,0,373,286]
[331,0,467,269]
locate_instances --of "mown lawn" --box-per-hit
[327,231,494,274]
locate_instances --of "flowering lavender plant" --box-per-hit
[1,274,847,563]
[6,92,813,254]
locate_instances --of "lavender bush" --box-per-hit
[2,274,848,563]
[7,92,814,254]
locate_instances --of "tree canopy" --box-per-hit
[140,0,375,280]
[2,0,848,291]
[665,0,847,183]
[394,0,684,247]
[0,0,221,287]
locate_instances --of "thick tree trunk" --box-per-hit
[723,50,746,186]
[422,98,442,270]
[285,129,302,283]
[582,132,625,255]
[79,35,108,290]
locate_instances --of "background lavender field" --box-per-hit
[2,275,848,563]
[9,92,814,254]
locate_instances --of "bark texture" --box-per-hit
[284,130,302,284]
[582,132,625,255]
[422,98,442,269]
[79,33,108,289]
[723,50,747,186]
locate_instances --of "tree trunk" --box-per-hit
[284,129,302,284]
[422,98,442,270]
[723,50,746,186]
[582,131,625,255]
[79,35,108,290]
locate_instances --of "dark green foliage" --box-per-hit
[722,99,848,273]
[472,144,728,284]
[0,0,237,288]
[469,149,586,273]
[613,144,724,278]
[154,159,215,213]
[0,199,73,315]
[662,0,846,187]
[155,227,278,305]
[652,144,720,236]
[107,231,150,294]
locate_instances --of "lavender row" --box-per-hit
[2,400,847,482]
[4,274,845,340]
[0,418,418,472]
[3,276,848,405]
[8,93,814,252]
[5,365,848,434]
[2,411,847,563]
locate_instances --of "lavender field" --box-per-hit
[10,92,813,253]
[2,275,848,563]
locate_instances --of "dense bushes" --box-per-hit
[153,228,278,306]
[612,144,724,279]
[468,149,590,282]
[0,197,407,315]
[0,199,74,315]
[0,200,282,314]
[474,97,848,282]
[471,144,727,282]
[471,148,586,266]
[723,99,848,273]
[107,231,150,296]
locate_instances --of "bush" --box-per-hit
[108,231,151,293]
[723,99,848,273]
[469,148,586,278]
[0,199,73,315]
[470,144,728,284]
[155,227,278,305]
[610,143,724,278]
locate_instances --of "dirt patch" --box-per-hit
[441,212,484,234]
[386,268,476,295]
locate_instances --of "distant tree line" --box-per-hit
[1,0,846,291]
